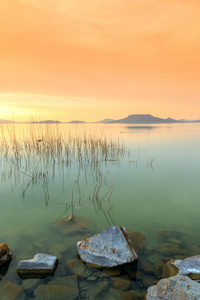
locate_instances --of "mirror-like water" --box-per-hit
[0,123,200,299]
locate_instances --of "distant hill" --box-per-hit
[31,120,62,124]
[192,119,200,123]
[97,118,115,123]
[67,120,85,124]
[31,120,85,124]
[165,117,178,122]
[109,114,179,124]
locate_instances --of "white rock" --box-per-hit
[77,226,138,268]
[146,275,200,299]
[172,255,200,275]
[17,253,58,278]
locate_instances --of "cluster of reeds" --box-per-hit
[0,123,125,170]
[0,123,155,224]
[0,123,126,206]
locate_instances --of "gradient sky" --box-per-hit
[0,0,200,121]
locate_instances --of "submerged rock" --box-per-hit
[66,259,92,278]
[21,278,41,295]
[0,279,26,300]
[77,226,138,268]
[34,284,79,300]
[88,281,111,300]
[143,274,157,288]
[140,262,154,274]
[54,215,93,237]
[109,288,144,300]
[168,238,182,245]
[146,275,200,299]
[153,260,164,278]
[2,265,19,284]
[48,275,78,288]
[172,255,200,276]
[17,253,58,279]
[156,229,185,241]
[0,242,12,266]
[100,267,121,277]
[159,247,185,256]
[127,230,145,255]
[111,274,131,290]
[162,259,178,279]
[148,254,160,265]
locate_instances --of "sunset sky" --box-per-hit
[0,0,200,122]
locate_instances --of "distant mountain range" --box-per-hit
[103,114,180,124]
[97,114,200,124]
[27,120,62,124]
[68,120,85,124]
[96,114,200,124]
[30,120,85,124]
[0,114,200,124]
[97,118,115,123]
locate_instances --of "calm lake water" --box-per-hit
[0,123,200,298]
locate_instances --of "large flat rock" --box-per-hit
[146,275,200,299]
[17,253,58,278]
[77,226,138,268]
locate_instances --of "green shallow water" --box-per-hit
[0,123,200,298]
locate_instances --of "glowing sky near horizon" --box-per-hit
[0,0,200,121]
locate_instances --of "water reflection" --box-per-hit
[127,126,157,130]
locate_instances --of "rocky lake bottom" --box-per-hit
[1,214,200,300]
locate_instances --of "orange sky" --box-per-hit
[0,0,200,122]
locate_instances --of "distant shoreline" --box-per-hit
[1,114,200,125]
